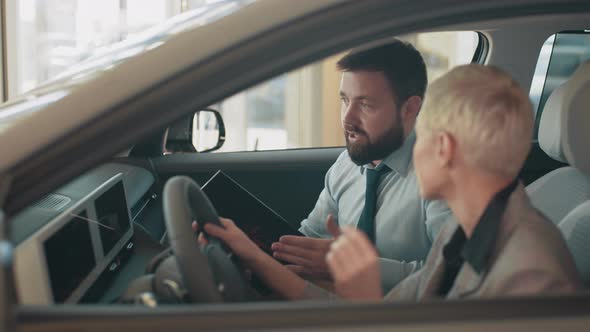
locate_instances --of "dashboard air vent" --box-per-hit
[33,194,71,211]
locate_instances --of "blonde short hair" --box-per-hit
[416,64,533,178]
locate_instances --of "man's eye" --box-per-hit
[361,102,372,109]
[340,97,349,105]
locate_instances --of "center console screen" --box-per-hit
[94,181,131,255]
[44,211,95,303]
[17,174,135,305]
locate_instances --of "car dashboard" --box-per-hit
[11,162,164,305]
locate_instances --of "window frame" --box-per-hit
[206,31,487,154]
[530,30,590,139]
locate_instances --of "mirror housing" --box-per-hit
[165,109,225,154]
[193,108,226,153]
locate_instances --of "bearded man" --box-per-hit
[271,41,451,291]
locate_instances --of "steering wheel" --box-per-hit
[162,175,248,303]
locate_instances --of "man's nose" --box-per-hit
[342,103,359,125]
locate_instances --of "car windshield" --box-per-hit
[0,0,255,134]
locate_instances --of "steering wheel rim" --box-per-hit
[162,175,248,303]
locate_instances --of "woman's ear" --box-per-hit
[437,131,456,168]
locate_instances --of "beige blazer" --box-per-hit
[385,184,581,301]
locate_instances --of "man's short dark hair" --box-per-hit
[337,39,427,105]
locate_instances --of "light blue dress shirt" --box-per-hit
[299,132,451,291]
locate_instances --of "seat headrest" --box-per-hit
[539,61,590,173]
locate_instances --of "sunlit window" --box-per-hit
[6,0,252,99]
[7,0,179,97]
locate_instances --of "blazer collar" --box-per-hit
[418,224,487,299]
[418,182,526,299]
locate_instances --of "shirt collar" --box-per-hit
[444,180,519,274]
[360,131,415,177]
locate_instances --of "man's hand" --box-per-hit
[326,227,382,300]
[192,217,264,265]
[271,215,340,279]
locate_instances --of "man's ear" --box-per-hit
[402,96,422,119]
[401,96,422,136]
[436,131,456,168]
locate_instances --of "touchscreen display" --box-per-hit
[44,211,95,303]
[95,181,131,255]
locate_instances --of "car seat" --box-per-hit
[527,61,590,283]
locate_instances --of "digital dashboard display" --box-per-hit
[94,181,131,255]
[44,211,95,303]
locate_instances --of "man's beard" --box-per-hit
[345,122,405,166]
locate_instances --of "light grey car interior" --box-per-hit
[528,61,590,283]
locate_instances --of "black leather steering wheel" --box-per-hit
[162,176,248,303]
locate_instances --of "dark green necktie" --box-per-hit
[357,165,390,243]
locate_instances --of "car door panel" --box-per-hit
[151,147,343,229]
[18,296,590,332]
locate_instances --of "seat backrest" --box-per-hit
[526,61,590,282]
[559,201,590,283]
[527,167,590,224]
[527,61,590,223]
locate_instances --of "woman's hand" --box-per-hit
[192,217,264,265]
[326,227,383,301]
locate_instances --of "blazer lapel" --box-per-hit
[417,248,447,299]
[417,255,487,299]
[447,184,525,299]
[416,184,526,300]
[448,264,485,298]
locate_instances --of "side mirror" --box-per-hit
[165,109,225,153]
[193,108,226,153]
